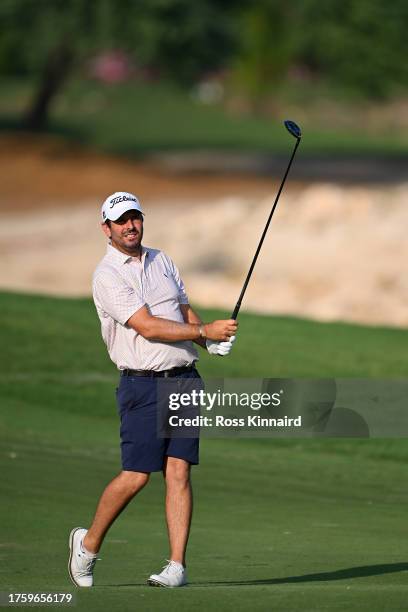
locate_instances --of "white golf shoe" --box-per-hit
[68,527,98,587]
[148,560,188,587]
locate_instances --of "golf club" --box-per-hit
[230,119,302,320]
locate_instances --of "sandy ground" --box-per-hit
[0,135,407,327]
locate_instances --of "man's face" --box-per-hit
[102,210,144,255]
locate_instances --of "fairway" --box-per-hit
[1,292,408,611]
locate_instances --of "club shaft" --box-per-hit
[231,137,301,320]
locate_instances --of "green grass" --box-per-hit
[1,78,407,156]
[1,291,408,611]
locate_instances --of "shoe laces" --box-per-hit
[161,559,182,576]
[77,553,100,578]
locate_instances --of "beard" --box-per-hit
[112,226,143,255]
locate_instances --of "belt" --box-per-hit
[120,365,196,378]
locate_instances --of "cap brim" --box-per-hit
[104,202,144,222]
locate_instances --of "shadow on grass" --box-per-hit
[110,562,408,588]
[197,562,408,587]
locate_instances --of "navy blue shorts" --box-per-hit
[116,368,201,473]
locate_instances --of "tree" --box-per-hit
[0,0,238,129]
[297,0,408,98]
[230,0,299,113]
[228,0,408,107]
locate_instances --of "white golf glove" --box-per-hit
[206,336,236,357]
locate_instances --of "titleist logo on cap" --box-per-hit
[109,195,138,208]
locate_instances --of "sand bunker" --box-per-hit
[1,181,407,327]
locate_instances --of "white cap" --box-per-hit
[101,191,144,222]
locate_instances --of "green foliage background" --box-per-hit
[0,0,406,97]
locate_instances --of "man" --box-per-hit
[68,191,237,588]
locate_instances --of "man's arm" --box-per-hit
[126,305,237,342]
[179,304,206,348]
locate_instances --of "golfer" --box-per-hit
[68,191,237,588]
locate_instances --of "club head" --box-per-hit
[284,120,302,139]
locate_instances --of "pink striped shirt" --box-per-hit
[93,244,199,371]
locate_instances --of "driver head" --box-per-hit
[284,120,302,139]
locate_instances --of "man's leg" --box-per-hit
[83,470,149,554]
[163,457,193,566]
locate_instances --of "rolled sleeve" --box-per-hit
[93,272,145,325]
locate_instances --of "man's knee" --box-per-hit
[164,458,191,487]
[120,470,150,494]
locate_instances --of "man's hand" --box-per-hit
[180,305,237,349]
[203,320,238,341]
[206,335,236,357]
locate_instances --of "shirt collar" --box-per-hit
[106,243,149,265]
